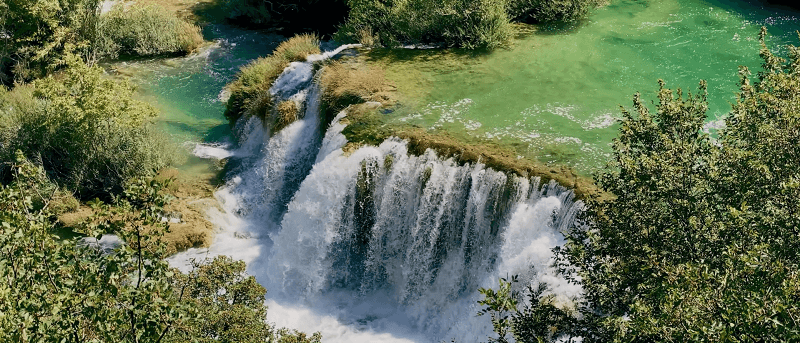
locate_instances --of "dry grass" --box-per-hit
[273,100,299,132]
[356,28,378,47]
[273,34,321,61]
[56,168,219,255]
[225,34,320,122]
[318,61,395,121]
[154,168,217,254]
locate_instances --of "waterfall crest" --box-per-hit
[172,45,584,342]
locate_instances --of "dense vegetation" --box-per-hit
[0,159,320,342]
[506,0,607,23]
[0,0,202,86]
[336,0,513,49]
[224,34,320,124]
[96,4,203,60]
[218,0,604,48]
[0,57,177,200]
[480,30,800,342]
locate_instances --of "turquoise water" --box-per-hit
[130,0,800,174]
[369,0,800,173]
[111,25,284,175]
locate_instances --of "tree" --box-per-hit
[550,29,800,342]
[0,157,314,342]
[478,277,579,343]
[0,0,100,85]
[0,56,177,200]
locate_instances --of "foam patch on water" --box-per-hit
[81,234,123,254]
[193,142,235,159]
[582,112,618,130]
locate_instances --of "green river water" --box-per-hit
[129,0,799,175]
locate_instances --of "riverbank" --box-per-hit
[326,49,609,199]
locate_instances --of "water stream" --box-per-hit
[119,1,800,341]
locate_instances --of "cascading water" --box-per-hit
[171,45,584,342]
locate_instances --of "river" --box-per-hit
[118,1,800,341]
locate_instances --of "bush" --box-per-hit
[0,0,100,85]
[96,4,204,59]
[224,34,320,123]
[0,57,178,200]
[0,166,322,342]
[506,0,607,23]
[337,0,513,49]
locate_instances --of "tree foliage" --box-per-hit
[0,56,178,200]
[0,0,100,84]
[479,277,579,343]
[219,0,349,36]
[479,29,800,343]
[0,0,202,86]
[0,158,320,342]
[550,29,800,342]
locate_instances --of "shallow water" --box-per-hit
[110,25,285,175]
[370,0,800,172]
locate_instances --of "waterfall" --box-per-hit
[171,45,584,342]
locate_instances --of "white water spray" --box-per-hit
[171,45,583,342]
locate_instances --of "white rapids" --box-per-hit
[169,45,583,343]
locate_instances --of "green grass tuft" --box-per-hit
[97,4,204,59]
[224,34,320,123]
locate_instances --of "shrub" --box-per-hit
[506,0,607,23]
[0,0,100,85]
[337,0,513,49]
[96,4,204,59]
[0,57,178,200]
[224,34,320,123]
[0,166,323,342]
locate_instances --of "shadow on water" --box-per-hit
[188,0,349,38]
[204,123,233,142]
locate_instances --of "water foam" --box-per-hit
[171,44,584,342]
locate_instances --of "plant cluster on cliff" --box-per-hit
[224,34,320,124]
[479,29,800,342]
[0,0,202,86]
